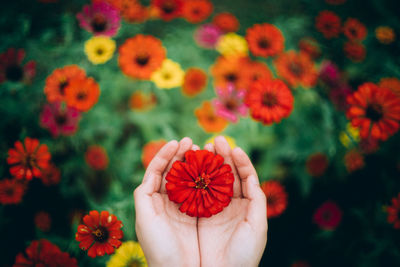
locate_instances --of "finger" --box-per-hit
[159,137,193,193]
[204,143,215,153]
[214,136,241,197]
[133,175,158,218]
[232,147,258,198]
[192,144,200,150]
[245,175,268,228]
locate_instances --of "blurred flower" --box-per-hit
[7,137,51,180]
[130,91,157,111]
[343,41,366,62]
[182,0,213,24]
[306,153,329,177]
[274,50,318,88]
[44,65,87,103]
[0,179,26,205]
[325,0,346,4]
[142,140,167,168]
[216,33,248,57]
[386,193,400,229]
[119,35,166,80]
[315,10,341,39]
[213,83,247,123]
[195,101,229,133]
[39,163,61,186]
[344,149,364,172]
[313,201,342,230]
[246,23,285,58]
[329,84,352,111]
[244,59,273,84]
[182,67,208,97]
[34,211,51,232]
[375,26,396,44]
[245,79,294,125]
[299,37,321,59]
[166,150,234,217]
[319,61,341,87]
[151,59,185,89]
[194,23,223,49]
[114,0,149,23]
[0,48,35,84]
[85,36,116,64]
[205,135,236,149]
[210,56,248,89]
[14,239,78,266]
[212,12,239,33]
[379,77,400,97]
[152,0,183,21]
[40,101,81,137]
[291,261,310,267]
[261,180,288,218]
[75,210,123,258]
[77,1,120,37]
[85,145,109,170]
[107,241,147,267]
[343,18,367,41]
[359,136,380,154]
[346,82,400,141]
[339,123,360,148]
[65,77,100,112]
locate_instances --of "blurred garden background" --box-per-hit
[1,0,400,266]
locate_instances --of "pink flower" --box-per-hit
[313,201,342,230]
[194,23,223,49]
[0,48,36,84]
[40,102,81,137]
[213,83,247,123]
[76,1,121,37]
[319,60,340,87]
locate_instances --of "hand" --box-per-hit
[134,138,200,267]
[197,136,268,267]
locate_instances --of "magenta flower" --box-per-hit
[40,102,81,137]
[76,1,121,37]
[313,201,342,230]
[0,48,36,84]
[319,60,341,87]
[194,24,223,49]
[213,83,248,123]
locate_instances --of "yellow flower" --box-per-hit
[216,33,248,57]
[205,135,236,149]
[375,26,396,44]
[84,36,116,64]
[339,123,360,148]
[106,241,147,267]
[151,59,185,89]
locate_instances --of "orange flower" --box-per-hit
[44,65,86,103]
[212,12,239,33]
[65,77,100,112]
[246,23,285,58]
[315,10,341,39]
[243,59,273,84]
[375,26,395,44]
[120,0,149,23]
[343,41,366,62]
[182,67,208,97]
[274,50,318,88]
[151,0,183,21]
[130,91,157,111]
[195,101,228,133]
[343,18,367,41]
[379,77,400,97]
[142,140,167,168]
[182,0,213,24]
[119,35,166,80]
[210,56,249,90]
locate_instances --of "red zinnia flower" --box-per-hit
[7,137,51,180]
[315,11,341,39]
[344,149,364,172]
[75,210,123,258]
[85,145,109,171]
[0,48,36,84]
[245,79,294,125]
[313,201,342,230]
[343,41,366,62]
[386,193,400,229]
[261,180,288,218]
[343,18,367,41]
[306,153,329,177]
[152,0,183,21]
[246,23,285,58]
[212,12,239,33]
[346,82,400,141]
[0,179,26,205]
[34,211,52,232]
[182,0,213,24]
[39,163,61,186]
[166,150,234,217]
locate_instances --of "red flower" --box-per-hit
[212,12,239,33]
[315,11,341,39]
[34,211,52,232]
[0,179,26,205]
[306,153,329,177]
[7,137,51,180]
[346,82,400,141]
[344,149,364,172]
[245,79,294,125]
[152,0,183,21]
[313,201,342,230]
[386,193,400,229]
[14,239,78,267]
[299,37,321,59]
[261,180,288,218]
[246,23,285,58]
[39,164,61,186]
[182,0,213,24]
[166,150,234,217]
[0,48,36,84]
[343,18,367,41]
[85,145,109,171]
[75,210,123,258]
[343,41,366,62]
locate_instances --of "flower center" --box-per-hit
[91,14,107,32]
[76,91,87,101]
[288,62,304,77]
[262,92,278,107]
[59,79,68,95]
[267,194,276,205]
[258,38,270,49]
[135,55,150,66]
[5,187,15,196]
[322,210,332,221]
[55,113,67,125]
[163,72,171,80]
[225,73,237,82]
[96,48,104,55]
[225,98,238,111]
[5,65,23,82]
[365,104,383,122]
[92,227,109,243]
[128,259,142,267]
[195,173,211,189]
[162,1,176,14]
